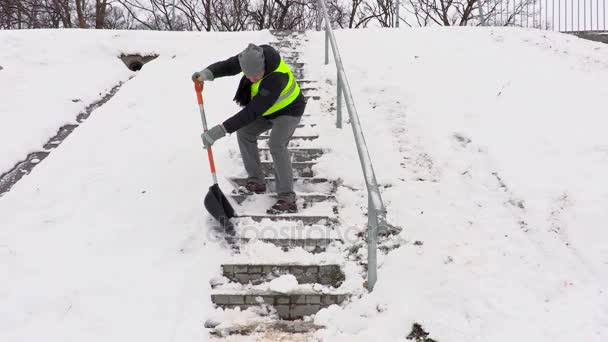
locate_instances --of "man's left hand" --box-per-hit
[201,124,227,148]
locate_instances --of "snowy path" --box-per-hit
[206,30,363,341]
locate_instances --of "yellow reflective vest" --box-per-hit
[250,58,301,116]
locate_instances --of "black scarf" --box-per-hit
[233,76,252,107]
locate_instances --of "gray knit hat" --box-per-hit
[238,44,265,77]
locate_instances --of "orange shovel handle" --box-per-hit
[194,80,218,183]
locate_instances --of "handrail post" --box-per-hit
[367,193,378,290]
[337,70,342,128]
[478,0,486,26]
[395,0,400,28]
[318,0,322,31]
[324,26,329,65]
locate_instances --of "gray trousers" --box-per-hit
[237,115,302,202]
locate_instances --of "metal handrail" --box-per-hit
[316,0,388,291]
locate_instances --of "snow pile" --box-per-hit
[267,274,299,293]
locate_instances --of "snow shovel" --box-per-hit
[194,80,236,234]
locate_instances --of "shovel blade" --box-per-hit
[204,183,236,232]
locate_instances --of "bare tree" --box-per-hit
[51,0,73,27]
[211,0,250,31]
[323,0,380,28]
[74,0,87,27]
[95,0,109,28]
[171,0,212,31]
[247,0,312,30]
[401,0,479,26]
[0,0,542,31]
[362,0,395,27]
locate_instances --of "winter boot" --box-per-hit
[245,181,266,194]
[267,199,298,214]
[233,181,267,196]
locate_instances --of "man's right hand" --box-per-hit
[191,68,214,83]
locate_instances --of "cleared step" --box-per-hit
[261,126,318,138]
[258,135,318,141]
[230,177,332,187]
[283,57,302,64]
[269,40,301,46]
[296,123,317,128]
[270,29,306,34]
[229,177,335,194]
[260,161,314,177]
[234,215,337,226]
[299,87,318,94]
[259,148,323,162]
[211,291,349,320]
[286,62,306,69]
[301,89,320,96]
[279,52,301,59]
[251,123,317,135]
[222,264,344,286]
[235,238,341,254]
[230,193,334,205]
[209,320,322,338]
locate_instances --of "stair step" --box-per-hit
[280,52,301,59]
[258,135,318,141]
[230,178,335,194]
[260,161,315,177]
[211,291,348,320]
[259,148,324,162]
[299,87,317,93]
[261,126,317,137]
[283,57,302,64]
[230,177,335,192]
[234,215,337,226]
[256,123,316,132]
[296,123,317,128]
[270,40,301,46]
[301,89,319,96]
[235,238,341,254]
[282,61,305,68]
[222,264,344,286]
[230,193,333,205]
[229,177,335,194]
[209,320,322,338]
[270,29,306,35]
[256,123,316,133]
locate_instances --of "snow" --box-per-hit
[265,274,298,293]
[0,30,133,174]
[0,29,275,342]
[1,26,608,342]
[302,27,608,341]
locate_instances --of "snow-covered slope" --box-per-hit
[304,27,608,341]
[0,29,274,342]
[1,27,608,342]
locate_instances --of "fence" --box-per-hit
[395,0,607,31]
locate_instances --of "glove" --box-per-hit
[191,68,214,83]
[201,124,226,148]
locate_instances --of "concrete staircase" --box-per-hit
[208,30,351,338]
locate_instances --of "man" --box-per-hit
[192,43,306,214]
